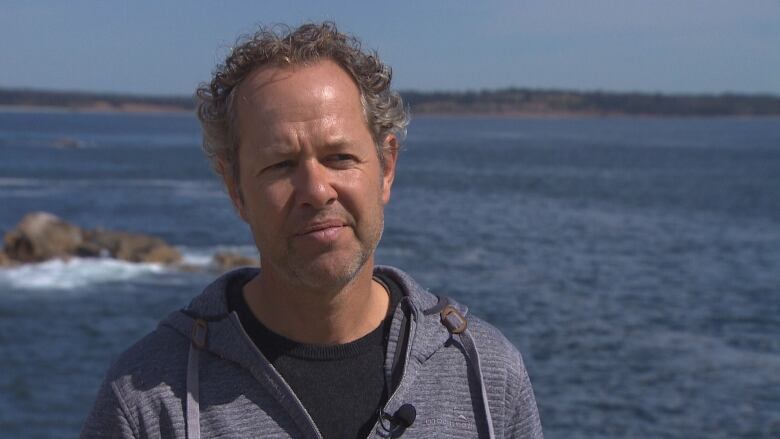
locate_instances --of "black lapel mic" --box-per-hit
[393,404,416,428]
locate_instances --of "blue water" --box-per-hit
[1,111,779,438]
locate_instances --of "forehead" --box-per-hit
[234,60,366,130]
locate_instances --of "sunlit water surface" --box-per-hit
[1,112,779,438]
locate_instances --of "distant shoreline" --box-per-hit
[2,87,780,117]
[2,105,779,120]
[0,104,191,115]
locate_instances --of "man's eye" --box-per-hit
[267,160,294,171]
[328,154,356,164]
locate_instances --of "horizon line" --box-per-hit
[2,85,778,100]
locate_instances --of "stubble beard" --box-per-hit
[274,214,385,294]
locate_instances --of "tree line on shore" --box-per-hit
[2,87,779,116]
[0,88,194,112]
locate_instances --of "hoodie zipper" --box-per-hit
[229,312,324,439]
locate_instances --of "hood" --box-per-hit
[158,265,480,438]
[160,265,467,375]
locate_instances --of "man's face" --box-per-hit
[226,60,397,291]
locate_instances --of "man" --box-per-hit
[82,22,543,438]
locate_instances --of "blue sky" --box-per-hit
[1,0,778,96]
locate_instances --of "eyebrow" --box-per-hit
[320,138,353,151]
[249,136,357,165]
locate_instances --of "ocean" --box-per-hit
[1,110,779,438]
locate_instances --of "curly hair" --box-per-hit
[196,22,409,184]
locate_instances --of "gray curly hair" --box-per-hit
[196,22,409,184]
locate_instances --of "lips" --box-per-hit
[295,220,347,236]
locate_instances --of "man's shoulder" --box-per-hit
[103,321,190,391]
[81,320,192,437]
[403,289,543,437]
[103,267,255,384]
[455,308,542,436]
[464,313,526,370]
[377,265,527,370]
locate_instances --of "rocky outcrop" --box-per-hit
[0,250,15,267]
[0,212,266,272]
[3,212,83,262]
[211,251,258,270]
[53,138,82,149]
[79,229,181,264]
[2,212,182,265]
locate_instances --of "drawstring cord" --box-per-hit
[184,298,495,439]
[429,298,496,439]
[458,327,496,439]
[186,319,207,439]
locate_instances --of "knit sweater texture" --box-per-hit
[81,266,543,438]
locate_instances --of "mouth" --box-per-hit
[295,220,348,237]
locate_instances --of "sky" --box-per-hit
[1,0,779,96]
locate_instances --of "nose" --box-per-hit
[293,159,337,208]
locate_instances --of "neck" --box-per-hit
[242,262,390,345]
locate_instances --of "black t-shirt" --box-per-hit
[226,273,403,439]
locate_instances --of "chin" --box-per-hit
[287,251,371,292]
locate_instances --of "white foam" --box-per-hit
[178,247,214,267]
[0,246,259,291]
[178,245,258,268]
[0,257,167,291]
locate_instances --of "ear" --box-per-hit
[219,159,248,222]
[380,135,399,205]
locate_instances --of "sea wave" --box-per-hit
[0,245,258,291]
[0,257,167,290]
[178,244,257,266]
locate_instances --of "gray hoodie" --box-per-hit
[81,266,543,438]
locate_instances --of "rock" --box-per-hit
[2,211,191,267]
[53,137,81,149]
[0,250,16,267]
[82,229,182,264]
[212,251,258,270]
[176,263,204,273]
[3,212,83,262]
[141,245,182,264]
[73,239,105,258]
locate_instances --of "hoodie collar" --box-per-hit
[161,265,467,402]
